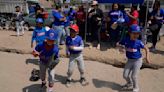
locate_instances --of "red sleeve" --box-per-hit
[132,11,139,18]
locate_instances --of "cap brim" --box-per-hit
[36,22,43,23]
[131,31,141,33]
[70,28,78,32]
[46,37,55,40]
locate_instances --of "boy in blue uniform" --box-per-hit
[32,29,59,92]
[65,24,88,87]
[118,24,150,92]
[31,18,46,48]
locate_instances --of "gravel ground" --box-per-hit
[0,30,163,69]
[0,52,164,92]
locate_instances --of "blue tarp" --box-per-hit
[97,0,144,4]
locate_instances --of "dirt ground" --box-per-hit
[0,30,163,68]
[0,52,163,92]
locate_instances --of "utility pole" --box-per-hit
[84,0,89,43]
[143,0,149,44]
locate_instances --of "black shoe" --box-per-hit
[66,79,71,87]
[41,82,46,88]
[80,77,89,86]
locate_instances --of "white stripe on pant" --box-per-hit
[123,58,143,89]
[67,53,85,80]
[39,59,59,84]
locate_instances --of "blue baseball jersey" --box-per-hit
[122,10,130,23]
[66,35,83,54]
[31,27,46,44]
[151,9,164,24]
[119,37,145,59]
[52,10,65,26]
[35,42,59,63]
[64,16,70,27]
[69,10,76,21]
[108,10,123,24]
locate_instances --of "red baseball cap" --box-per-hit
[70,24,79,33]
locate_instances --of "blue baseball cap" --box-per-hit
[36,18,44,23]
[129,24,141,33]
[46,29,58,40]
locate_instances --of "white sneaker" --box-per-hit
[22,32,25,35]
[133,88,139,92]
[17,34,20,37]
[66,79,72,87]
[97,44,100,50]
[48,87,53,92]
[89,45,93,49]
[80,77,89,86]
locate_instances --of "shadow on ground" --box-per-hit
[92,78,134,92]
[10,34,24,37]
[92,78,122,91]
[55,74,80,84]
[55,74,67,84]
[26,58,39,65]
[150,49,164,55]
[22,84,46,92]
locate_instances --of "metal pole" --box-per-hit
[143,0,149,44]
[84,1,89,43]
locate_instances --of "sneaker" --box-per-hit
[121,83,133,89]
[89,45,93,49]
[66,79,71,87]
[41,82,46,88]
[150,47,156,52]
[149,46,156,52]
[133,88,139,92]
[22,31,25,35]
[80,77,89,86]
[48,87,53,92]
[97,44,100,50]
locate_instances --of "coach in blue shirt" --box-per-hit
[52,5,66,45]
